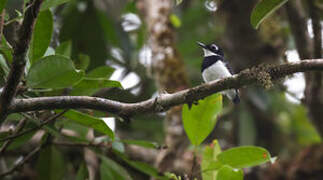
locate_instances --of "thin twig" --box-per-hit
[0,110,68,142]
[6,59,323,117]
[53,141,112,148]
[0,118,27,155]
[0,145,41,177]
[0,0,43,123]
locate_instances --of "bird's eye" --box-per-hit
[211,45,218,51]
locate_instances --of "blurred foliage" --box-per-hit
[0,0,321,179]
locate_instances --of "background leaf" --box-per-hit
[251,0,288,29]
[121,139,161,149]
[29,10,53,64]
[217,146,271,168]
[114,151,167,179]
[36,146,65,180]
[26,55,84,89]
[70,78,122,96]
[99,155,133,180]
[86,66,115,79]
[0,0,7,14]
[41,0,71,11]
[56,40,72,57]
[182,94,222,146]
[63,110,114,139]
[0,36,13,62]
[76,163,88,180]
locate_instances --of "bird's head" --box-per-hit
[197,42,224,57]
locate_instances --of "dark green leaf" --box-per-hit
[291,106,321,145]
[63,110,114,139]
[202,140,222,179]
[41,0,71,11]
[0,0,7,14]
[60,1,109,69]
[7,130,36,150]
[87,66,115,79]
[216,165,243,180]
[97,10,119,46]
[100,155,133,180]
[26,55,84,89]
[75,54,90,71]
[70,78,122,96]
[29,10,53,64]
[76,163,88,180]
[182,94,222,146]
[36,146,65,180]
[251,0,288,29]
[217,146,271,168]
[114,151,167,180]
[122,139,161,149]
[56,41,72,57]
[0,36,13,62]
[0,54,9,76]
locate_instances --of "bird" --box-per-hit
[197,41,240,104]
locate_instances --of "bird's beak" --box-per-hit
[197,41,207,49]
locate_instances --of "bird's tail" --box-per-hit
[224,89,240,104]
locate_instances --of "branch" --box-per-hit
[285,0,312,59]
[0,110,67,142]
[0,146,41,177]
[6,59,323,117]
[0,118,27,154]
[0,0,43,123]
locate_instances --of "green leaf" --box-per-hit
[7,130,36,150]
[56,41,72,57]
[70,78,122,96]
[251,0,288,29]
[29,10,53,64]
[0,55,9,77]
[26,55,84,89]
[75,54,90,71]
[202,140,222,180]
[41,0,71,11]
[217,146,271,168]
[0,36,13,62]
[169,14,181,28]
[63,110,114,139]
[0,0,7,14]
[182,94,222,146]
[216,165,243,180]
[99,155,133,180]
[87,66,115,79]
[291,106,321,145]
[114,151,167,180]
[36,146,65,180]
[122,139,161,149]
[76,163,88,180]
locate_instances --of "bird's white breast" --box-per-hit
[202,61,232,82]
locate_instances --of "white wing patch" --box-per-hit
[202,61,236,100]
[202,61,232,82]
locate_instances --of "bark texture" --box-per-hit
[143,0,192,174]
[286,0,323,136]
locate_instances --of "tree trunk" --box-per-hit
[142,0,192,174]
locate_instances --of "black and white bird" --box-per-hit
[197,42,240,104]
